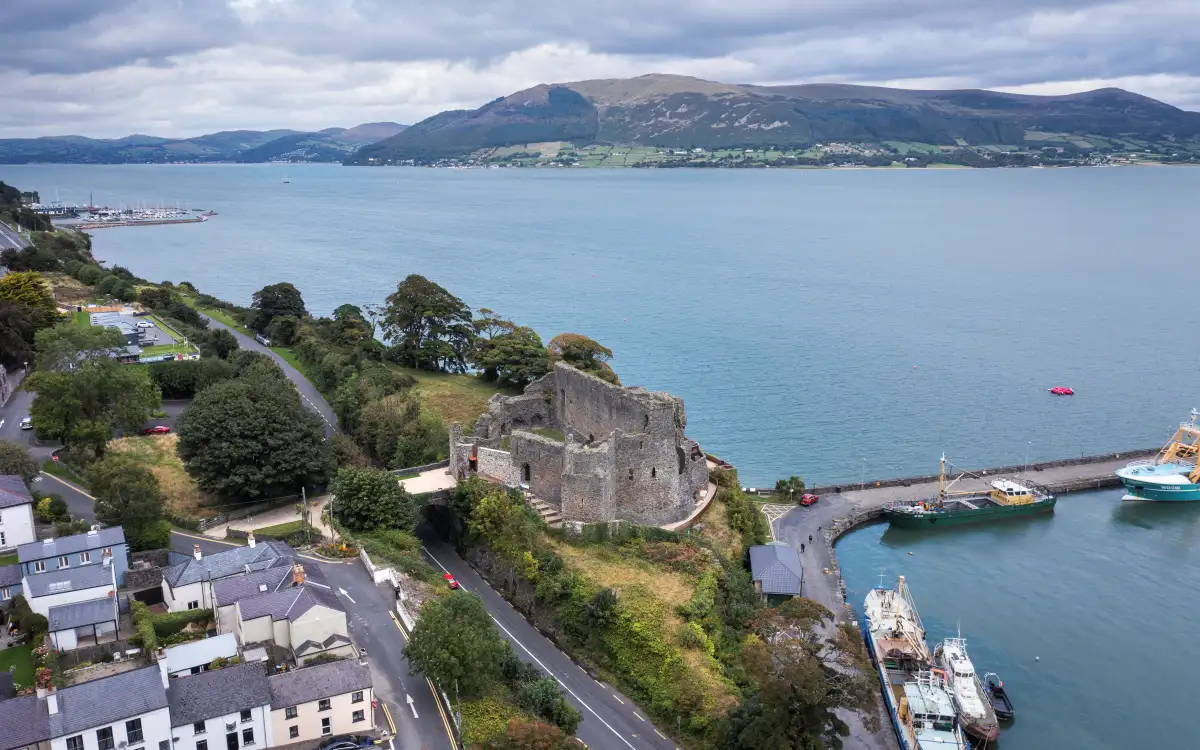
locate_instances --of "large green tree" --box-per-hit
[0,271,58,328]
[382,275,474,372]
[88,454,170,551]
[176,373,332,499]
[0,440,39,485]
[0,300,36,367]
[472,310,548,387]
[330,466,417,532]
[26,361,161,457]
[546,333,618,384]
[34,322,126,371]
[404,590,508,700]
[250,282,307,333]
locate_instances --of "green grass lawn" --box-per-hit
[73,309,91,328]
[0,552,18,566]
[399,368,516,429]
[0,644,35,688]
[141,343,192,357]
[269,346,305,372]
[197,305,253,336]
[42,458,88,488]
[253,520,304,537]
[531,427,565,442]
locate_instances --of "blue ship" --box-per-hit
[1116,409,1200,501]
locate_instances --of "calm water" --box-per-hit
[5,164,1199,744]
[838,488,1200,750]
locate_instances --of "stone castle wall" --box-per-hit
[562,441,617,522]
[511,433,565,508]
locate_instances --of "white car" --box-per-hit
[135,320,154,329]
[20,417,33,430]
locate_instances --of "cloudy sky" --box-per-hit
[2,0,1199,138]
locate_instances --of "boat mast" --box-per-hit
[938,453,946,507]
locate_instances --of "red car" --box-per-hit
[142,425,171,435]
[443,573,460,590]
[799,494,819,506]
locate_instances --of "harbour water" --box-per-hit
[4,163,1198,745]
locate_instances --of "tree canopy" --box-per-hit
[330,466,417,532]
[404,590,509,700]
[383,274,474,371]
[774,476,806,503]
[250,282,307,333]
[0,440,39,485]
[89,454,170,552]
[546,333,618,384]
[474,316,549,388]
[26,359,161,457]
[176,367,332,499]
[0,271,58,328]
[0,300,36,368]
[34,322,126,371]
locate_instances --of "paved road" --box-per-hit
[418,532,681,750]
[0,222,27,250]
[197,312,338,437]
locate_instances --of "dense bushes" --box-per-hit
[148,358,233,398]
[712,469,770,550]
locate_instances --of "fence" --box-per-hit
[58,639,141,669]
[391,459,450,476]
[196,493,303,531]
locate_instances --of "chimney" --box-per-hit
[292,564,305,587]
[247,531,256,548]
[46,692,58,715]
[193,544,202,561]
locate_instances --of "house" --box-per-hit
[162,633,240,677]
[161,540,294,612]
[0,475,36,551]
[47,597,120,651]
[17,528,129,586]
[213,563,353,666]
[21,561,119,650]
[167,661,273,750]
[0,665,172,750]
[1,562,21,604]
[267,659,373,744]
[749,543,804,605]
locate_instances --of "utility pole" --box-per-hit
[301,486,308,535]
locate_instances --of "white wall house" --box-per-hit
[267,660,374,745]
[0,475,36,551]
[167,661,274,750]
[161,539,293,613]
[23,561,116,617]
[46,666,172,750]
[162,633,239,677]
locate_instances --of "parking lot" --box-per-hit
[86,308,196,361]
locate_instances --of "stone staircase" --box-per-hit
[527,494,563,529]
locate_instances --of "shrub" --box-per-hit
[516,677,581,735]
[151,608,213,637]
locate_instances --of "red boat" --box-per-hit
[1049,387,1074,395]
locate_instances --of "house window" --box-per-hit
[351,691,364,704]
[352,710,365,723]
[159,742,169,750]
[0,532,4,547]
[81,551,92,564]
[126,718,144,744]
[104,547,113,556]
[34,560,45,573]
[288,727,299,740]
[197,741,208,750]
[66,736,84,750]
[96,727,115,750]
[1,588,9,600]
[321,718,331,736]
[59,556,69,568]
[318,699,331,711]
[240,710,252,723]
[187,600,199,610]
[241,729,254,746]
[284,707,297,720]
[194,722,206,735]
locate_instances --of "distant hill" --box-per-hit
[347,74,1200,163]
[0,122,407,164]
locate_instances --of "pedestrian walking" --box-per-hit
[801,543,805,552]
[808,534,812,543]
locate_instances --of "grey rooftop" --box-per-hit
[267,658,371,709]
[167,661,271,727]
[237,582,342,623]
[48,597,117,631]
[212,561,328,607]
[17,526,126,563]
[749,543,804,596]
[49,665,168,738]
[0,475,32,510]
[25,563,113,597]
[163,541,294,587]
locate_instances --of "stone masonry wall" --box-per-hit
[478,447,519,486]
[552,363,682,441]
[612,432,687,524]
[511,432,566,507]
[562,441,617,522]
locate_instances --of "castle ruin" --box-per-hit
[449,363,709,526]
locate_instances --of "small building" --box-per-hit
[162,633,240,677]
[23,562,119,650]
[0,475,36,552]
[0,563,21,604]
[749,543,804,605]
[18,527,129,586]
[267,659,373,744]
[167,661,273,750]
[161,540,294,613]
[223,564,353,666]
[47,597,119,651]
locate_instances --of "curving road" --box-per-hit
[0,222,28,250]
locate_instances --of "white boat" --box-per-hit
[934,637,999,742]
[282,175,290,184]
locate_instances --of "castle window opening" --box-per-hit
[644,414,649,429]
[651,467,657,478]
[628,468,634,480]
[522,463,531,482]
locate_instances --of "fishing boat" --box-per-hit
[882,455,1056,528]
[933,637,999,742]
[1115,409,1200,501]
[983,672,1015,722]
[864,577,965,749]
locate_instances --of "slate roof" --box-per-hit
[163,541,294,588]
[238,583,343,623]
[49,665,168,738]
[166,661,271,727]
[267,659,371,709]
[17,527,126,563]
[48,597,118,631]
[0,475,33,510]
[749,544,804,596]
[0,694,50,750]
[25,563,114,597]
[294,633,352,657]
[0,563,20,589]
[164,633,239,674]
[212,561,328,607]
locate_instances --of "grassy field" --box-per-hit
[0,644,34,688]
[45,272,96,306]
[195,304,253,336]
[531,427,565,442]
[140,343,192,357]
[108,434,214,519]
[253,520,303,537]
[269,346,305,372]
[42,458,88,488]
[0,552,18,566]
[73,309,91,327]
[399,368,515,429]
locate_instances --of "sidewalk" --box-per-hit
[202,495,333,540]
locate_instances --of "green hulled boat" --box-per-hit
[882,455,1056,529]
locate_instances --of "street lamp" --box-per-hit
[860,458,866,491]
[1024,441,1032,475]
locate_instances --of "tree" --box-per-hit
[0,300,36,367]
[250,282,307,332]
[138,286,175,309]
[476,325,549,388]
[27,361,161,457]
[356,393,443,468]
[382,275,474,371]
[484,721,578,750]
[89,454,169,552]
[330,466,417,532]
[404,590,507,700]
[546,334,618,384]
[720,599,878,750]
[200,328,239,359]
[266,314,300,346]
[147,358,233,398]
[331,304,372,345]
[774,476,806,503]
[0,440,39,484]
[177,375,332,499]
[0,271,58,328]
[34,322,126,371]
[517,678,582,735]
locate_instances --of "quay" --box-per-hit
[67,217,206,229]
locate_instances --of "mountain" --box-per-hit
[348,74,1200,163]
[0,123,407,164]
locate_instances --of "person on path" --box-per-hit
[809,534,813,543]
[801,543,805,552]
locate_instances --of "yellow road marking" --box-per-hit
[428,677,457,744]
[387,611,408,642]
[381,702,396,735]
[612,694,624,705]
[39,472,96,500]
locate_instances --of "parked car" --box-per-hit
[443,573,460,590]
[20,417,33,430]
[141,425,170,435]
[136,320,154,329]
[799,493,819,506]
[318,736,374,750]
